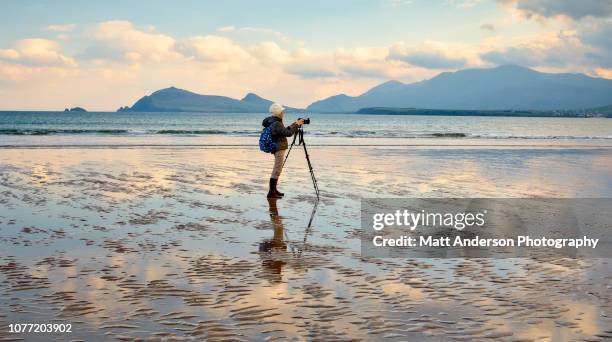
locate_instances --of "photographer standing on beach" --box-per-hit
[261,103,304,198]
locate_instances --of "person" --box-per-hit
[258,198,287,283]
[262,103,304,198]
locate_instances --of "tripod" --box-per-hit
[282,127,320,199]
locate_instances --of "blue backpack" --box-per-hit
[259,126,278,153]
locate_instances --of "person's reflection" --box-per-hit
[259,198,287,283]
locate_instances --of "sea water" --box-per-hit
[1,111,611,147]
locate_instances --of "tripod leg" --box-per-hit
[281,143,293,169]
[281,131,299,169]
[301,141,320,199]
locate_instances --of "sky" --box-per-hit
[0,0,611,110]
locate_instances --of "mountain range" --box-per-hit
[117,65,612,113]
[307,65,612,112]
[117,87,300,113]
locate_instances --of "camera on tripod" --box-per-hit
[281,117,319,199]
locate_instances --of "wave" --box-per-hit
[0,128,610,140]
[341,131,612,139]
[0,129,130,135]
[468,134,612,140]
[0,128,260,136]
[157,129,227,135]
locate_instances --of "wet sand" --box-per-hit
[1,146,611,341]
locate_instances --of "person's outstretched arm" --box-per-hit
[272,119,303,137]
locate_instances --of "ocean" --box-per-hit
[1,111,611,147]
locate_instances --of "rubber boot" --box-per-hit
[267,178,282,198]
[274,179,284,197]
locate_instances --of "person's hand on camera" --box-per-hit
[296,119,305,126]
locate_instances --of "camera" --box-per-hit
[298,117,310,125]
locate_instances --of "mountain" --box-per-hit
[64,107,87,112]
[240,92,272,107]
[307,65,612,112]
[119,87,300,113]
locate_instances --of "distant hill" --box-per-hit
[307,65,612,112]
[583,104,612,117]
[118,87,301,113]
[64,107,87,112]
[356,107,612,117]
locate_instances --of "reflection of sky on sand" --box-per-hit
[0,146,611,340]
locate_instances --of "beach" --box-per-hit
[3,0,612,339]
[1,145,611,341]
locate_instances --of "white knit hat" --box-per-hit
[269,103,285,116]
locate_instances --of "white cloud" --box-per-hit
[217,26,291,43]
[92,20,183,62]
[0,62,34,82]
[283,47,410,79]
[47,23,76,32]
[388,41,477,69]
[0,39,76,66]
[283,48,338,78]
[249,41,289,64]
[0,49,20,60]
[184,35,251,67]
[480,30,594,70]
[335,47,414,78]
[218,26,235,32]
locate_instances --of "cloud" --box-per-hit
[184,35,251,66]
[284,47,414,79]
[481,47,542,66]
[495,1,612,70]
[335,47,413,78]
[0,49,20,60]
[579,21,612,68]
[89,21,281,68]
[0,39,76,66]
[47,24,76,32]
[0,62,34,82]
[594,67,612,79]
[480,30,589,68]
[216,26,291,43]
[393,51,467,68]
[500,0,612,20]
[448,0,482,8]
[579,21,612,51]
[480,23,496,32]
[388,42,469,69]
[91,20,182,62]
[283,49,338,78]
[284,64,338,78]
[0,61,79,84]
[248,41,289,64]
